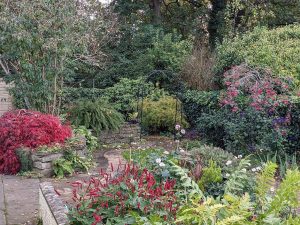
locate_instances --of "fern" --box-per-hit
[268,169,300,215]
[168,160,203,198]
[176,197,225,224]
[224,158,252,195]
[69,99,124,134]
[216,215,248,225]
[284,216,300,225]
[177,194,253,225]
[256,162,277,211]
[222,193,253,219]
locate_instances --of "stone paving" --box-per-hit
[0,176,6,225]
[0,175,39,225]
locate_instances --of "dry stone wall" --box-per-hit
[17,136,88,177]
[99,122,141,144]
[0,79,13,116]
[32,152,64,177]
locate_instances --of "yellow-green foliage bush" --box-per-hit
[198,160,222,191]
[141,95,189,133]
[216,25,300,85]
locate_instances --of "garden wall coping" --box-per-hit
[39,182,69,225]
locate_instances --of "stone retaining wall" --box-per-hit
[16,136,88,177]
[32,152,64,177]
[39,182,69,225]
[99,122,141,144]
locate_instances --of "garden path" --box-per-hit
[0,175,39,225]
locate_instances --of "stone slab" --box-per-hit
[0,175,6,225]
[31,153,63,162]
[2,176,39,225]
[33,161,52,170]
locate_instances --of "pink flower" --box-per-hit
[231,106,239,112]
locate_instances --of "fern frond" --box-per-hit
[221,193,253,224]
[177,194,253,225]
[176,197,224,224]
[224,158,251,195]
[268,169,300,215]
[256,161,277,210]
[284,216,300,225]
[216,215,247,225]
[168,160,203,198]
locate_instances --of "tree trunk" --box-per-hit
[207,0,226,48]
[151,0,162,25]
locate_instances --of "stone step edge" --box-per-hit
[39,182,69,225]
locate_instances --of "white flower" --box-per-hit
[234,156,238,159]
[163,151,169,155]
[180,129,186,135]
[159,162,165,167]
[238,155,243,159]
[175,140,180,143]
[155,158,162,164]
[241,168,247,172]
[226,160,232,166]
[175,124,181,130]
[270,187,275,192]
[251,168,257,172]
[179,149,185,153]
[225,173,230,177]
[256,166,262,171]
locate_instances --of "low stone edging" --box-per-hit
[39,182,69,225]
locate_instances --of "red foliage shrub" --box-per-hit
[70,163,178,224]
[0,110,72,174]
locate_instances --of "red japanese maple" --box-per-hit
[0,110,72,174]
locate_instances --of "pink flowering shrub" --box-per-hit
[220,65,292,113]
[220,65,293,146]
[198,64,297,154]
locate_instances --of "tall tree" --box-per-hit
[0,0,117,114]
